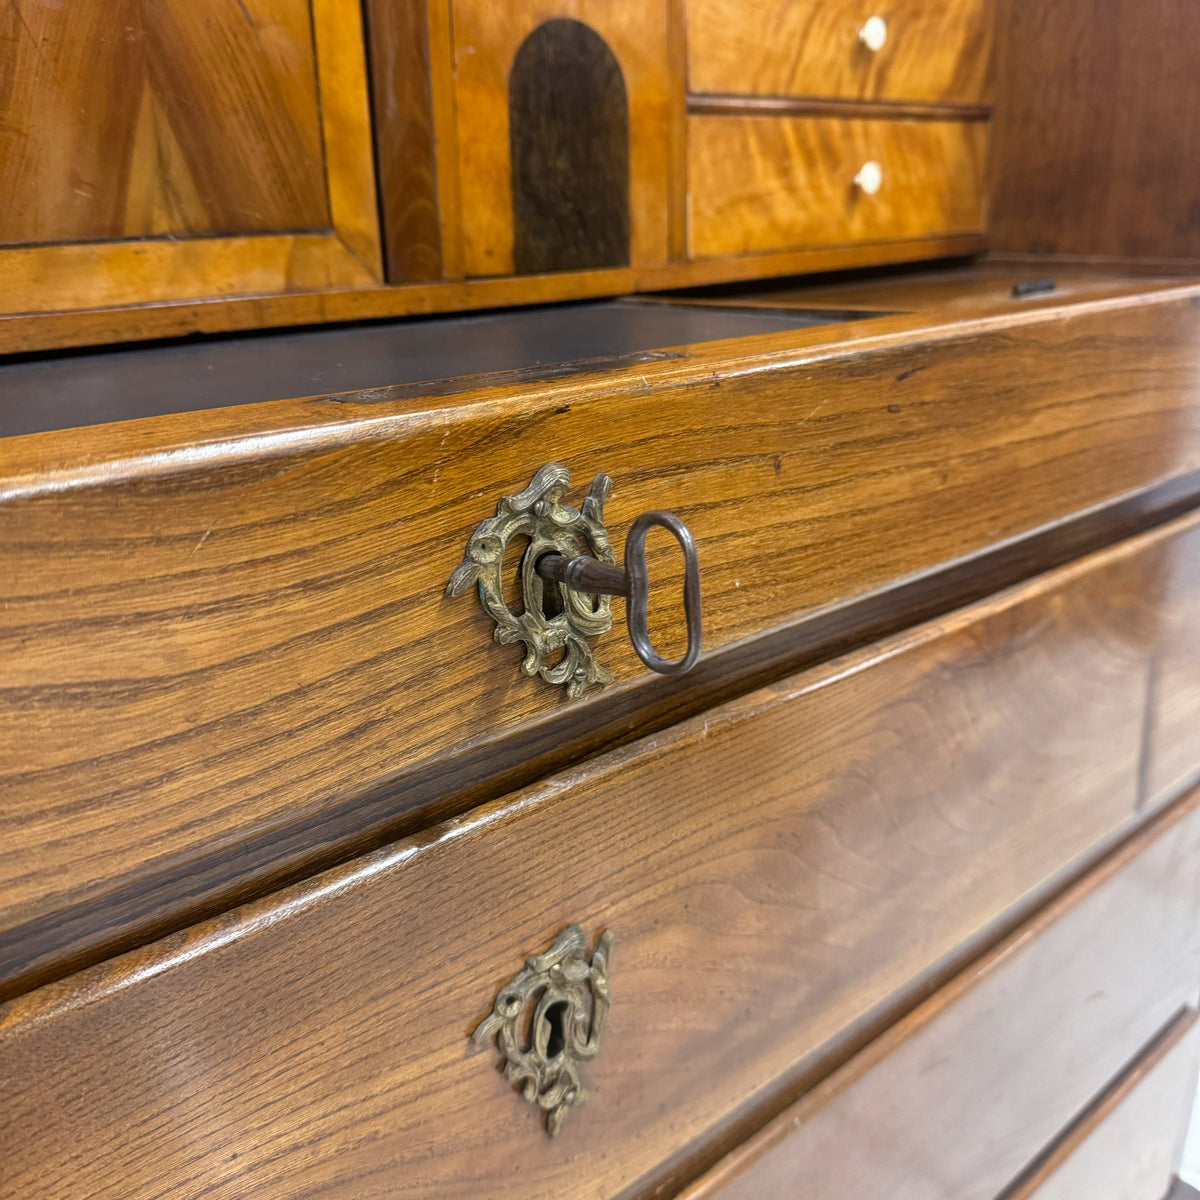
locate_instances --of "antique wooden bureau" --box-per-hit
[3,2,1200,1198]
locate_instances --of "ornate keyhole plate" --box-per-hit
[446,463,618,698]
[471,925,613,1137]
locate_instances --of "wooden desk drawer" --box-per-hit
[1147,517,1200,808]
[680,789,1200,1200]
[1006,1011,1200,1200]
[687,115,986,259]
[686,0,994,105]
[1,516,1193,1200]
[5,286,1200,997]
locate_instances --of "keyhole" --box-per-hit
[544,1000,568,1058]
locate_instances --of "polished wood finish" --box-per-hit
[1146,518,1200,809]
[451,0,670,277]
[990,0,1200,264]
[660,263,1189,314]
[0,234,985,355]
[677,788,1200,1200]
[362,0,442,282]
[687,115,986,258]
[686,0,993,105]
[0,0,328,244]
[4,287,1200,995]
[1,541,1195,1200]
[1004,1010,1200,1200]
[0,0,383,315]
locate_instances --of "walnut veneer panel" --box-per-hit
[687,115,986,258]
[0,525,1192,1200]
[4,291,1200,993]
[0,0,328,244]
[1006,1011,1200,1200]
[0,0,383,315]
[680,789,1200,1200]
[687,0,993,104]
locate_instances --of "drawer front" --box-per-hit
[1007,1011,1200,1200]
[2,517,1194,1200]
[682,793,1200,1200]
[687,0,994,104]
[1147,517,1200,808]
[687,115,986,259]
[5,289,1200,997]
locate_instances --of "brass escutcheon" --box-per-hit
[447,463,702,696]
[471,925,613,1137]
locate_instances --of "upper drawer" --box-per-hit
[2,514,1194,1200]
[686,0,994,105]
[687,114,986,258]
[4,287,1200,997]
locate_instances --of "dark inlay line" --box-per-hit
[4,469,1200,1002]
[688,93,993,122]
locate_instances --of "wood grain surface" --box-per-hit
[0,0,328,245]
[677,787,1200,1200]
[363,0,443,282]
[1002,1010,1200,1200]
[686,0,993,105]
[687,115,986,258]
[0,235,986,355]
[1145,518,1200,809]
[1,535,1195,1200]
[990,0,1200,263]
[4,288,1200,996]
[451,0,670,276]
[0,0,383,315]
[655,262,1186,314]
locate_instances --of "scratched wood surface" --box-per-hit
[4,287,1200,997]
[687,115,986,258]
[686,0,994,105]
[677,790,1200,1200]
[1,523,1194,1200]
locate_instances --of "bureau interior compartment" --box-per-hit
[0,299,876,439]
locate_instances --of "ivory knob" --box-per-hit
[854,160,883,196]
[858,15,888,51]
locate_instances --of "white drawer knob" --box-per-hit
[854,160,883,195]
[858,15,888,52]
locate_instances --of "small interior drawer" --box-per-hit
[686,0,994,105]
[687,115,986,259]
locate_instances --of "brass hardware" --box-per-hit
[471,925,614,1137]
[447,463,702,696]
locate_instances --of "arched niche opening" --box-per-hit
[509,19,631,274]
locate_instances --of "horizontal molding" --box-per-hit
[688,93,993,122]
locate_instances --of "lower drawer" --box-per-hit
[687,114,986,258]
[682,789,1200,1200]
[1008,1009,1200,1200]
[0,516,1193,1199]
